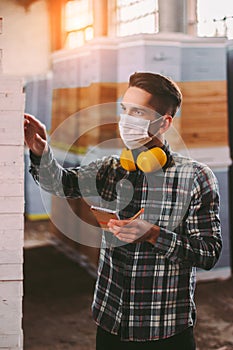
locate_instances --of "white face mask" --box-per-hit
[119,113,163,150]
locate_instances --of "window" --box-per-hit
[197,0,233,39]
[64,0,94,49]
[116,0,159,37]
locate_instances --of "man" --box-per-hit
[24,72,222,350]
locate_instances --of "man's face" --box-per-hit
[121,86,160,122]
[120,86,173,140]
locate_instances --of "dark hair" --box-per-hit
[129,72,182,117]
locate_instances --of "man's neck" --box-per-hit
[146,135,164,149]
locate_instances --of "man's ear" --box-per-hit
[160,115,173,134]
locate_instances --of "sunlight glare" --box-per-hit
[197,0,233,38]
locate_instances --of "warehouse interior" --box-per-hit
[0,0,233,349]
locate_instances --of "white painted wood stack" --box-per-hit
[0,75,25,349]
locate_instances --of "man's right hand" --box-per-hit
[24,114,48,156]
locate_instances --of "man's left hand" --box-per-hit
[107,218,160,244]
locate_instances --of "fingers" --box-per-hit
[107,218,153,243]
[108,219,134,234]
[24,118,29,125]
[108,219,140,238]
[24,114,38,126]
[108,219,131,227]
[34,133,48,154]
[24,115,48,155]
[24,113,40,125]
[110,225,138,235]
[35,133,46,145]
[24,114,47,133]
[24,113,47,141]
[112,230,143,243]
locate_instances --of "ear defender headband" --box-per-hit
[120,147,167,173]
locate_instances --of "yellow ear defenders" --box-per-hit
[120,147,167,173]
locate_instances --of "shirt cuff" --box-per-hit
[29,150,41,165]
[29,146,53,167]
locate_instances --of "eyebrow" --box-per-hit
[120,103,146,112]
[121,102,163,119]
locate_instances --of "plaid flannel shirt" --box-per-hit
[29,142,222,341]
